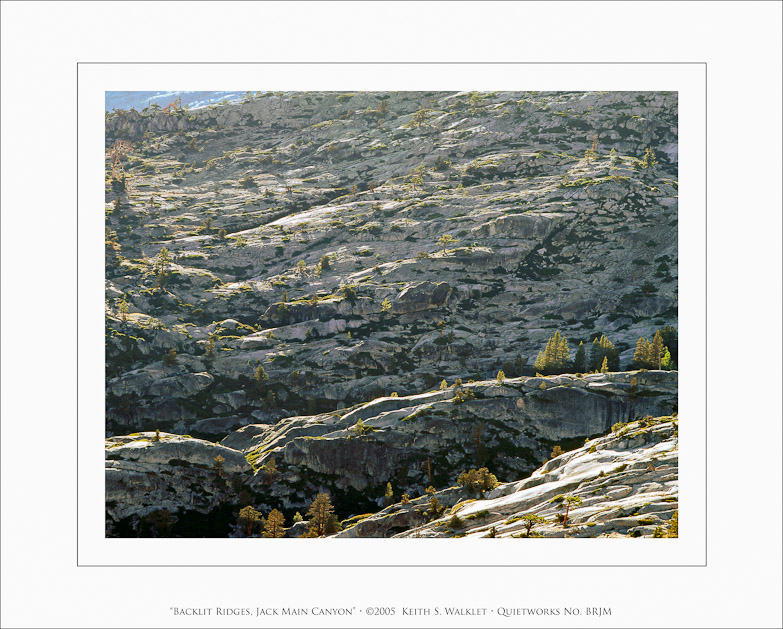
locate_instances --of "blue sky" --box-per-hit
[105,91,245,112]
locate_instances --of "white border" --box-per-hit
[78,62,705,567]
[4,2,781,627]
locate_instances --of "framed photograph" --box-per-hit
[2,3,781,628]
[79,63,705,570]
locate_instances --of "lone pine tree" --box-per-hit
[306,493,335,537]
[238,506,261,536]
[641,147,658,169]
[264,509,286,538]
[437,233,458,253]
[574,341,588,372]
[520,513,546,537]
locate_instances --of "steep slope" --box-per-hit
[105,90,678,437]
[338,414,678,539]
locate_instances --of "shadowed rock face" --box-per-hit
[392,281,452,313]
[238,370,676,506]
[105,371,676,536]
[105,433,252,532]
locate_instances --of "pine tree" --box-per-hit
[590,337,602,371]
[264,509,286,538]
[650,330,665,370]
[411,109,428,127]
[306,493,335,537]
[600,356,609,373]
[324,513,343,535]
[556,332,570,372]
[205,336,216,360]
[633,336,653,368]
[536,331,571,374]
[604,335,620,370]
[213,454,225,478]
[407,164,425,190]
[117,295,129,321]
[533,351,546,374]
[155,247,171,274]
[543,332,558,369]
[457,467,499,493]
[436,320,446,338]
[562,495,583,526]
[590,334,619,371]
[426,496,445,520]
[437,233,458,254]
[264,457,277,484]
[384,482,394,506]
[238,506,261,536]
[162,348,177,366]
[574,341,587,373]
[520,513,546,537]
[641,147,658,169]
[254,364,268,393]
[657,326,678,364]
[661,347,673,370]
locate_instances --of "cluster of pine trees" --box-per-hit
[533,331,571,374]
[631,329,675,370]
[237,505,286,538]
[534,327,677,374]
[534,332,619,375]
[237,492,343,538]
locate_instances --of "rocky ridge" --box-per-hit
[105,370,677,536]
[338,414,678,539]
